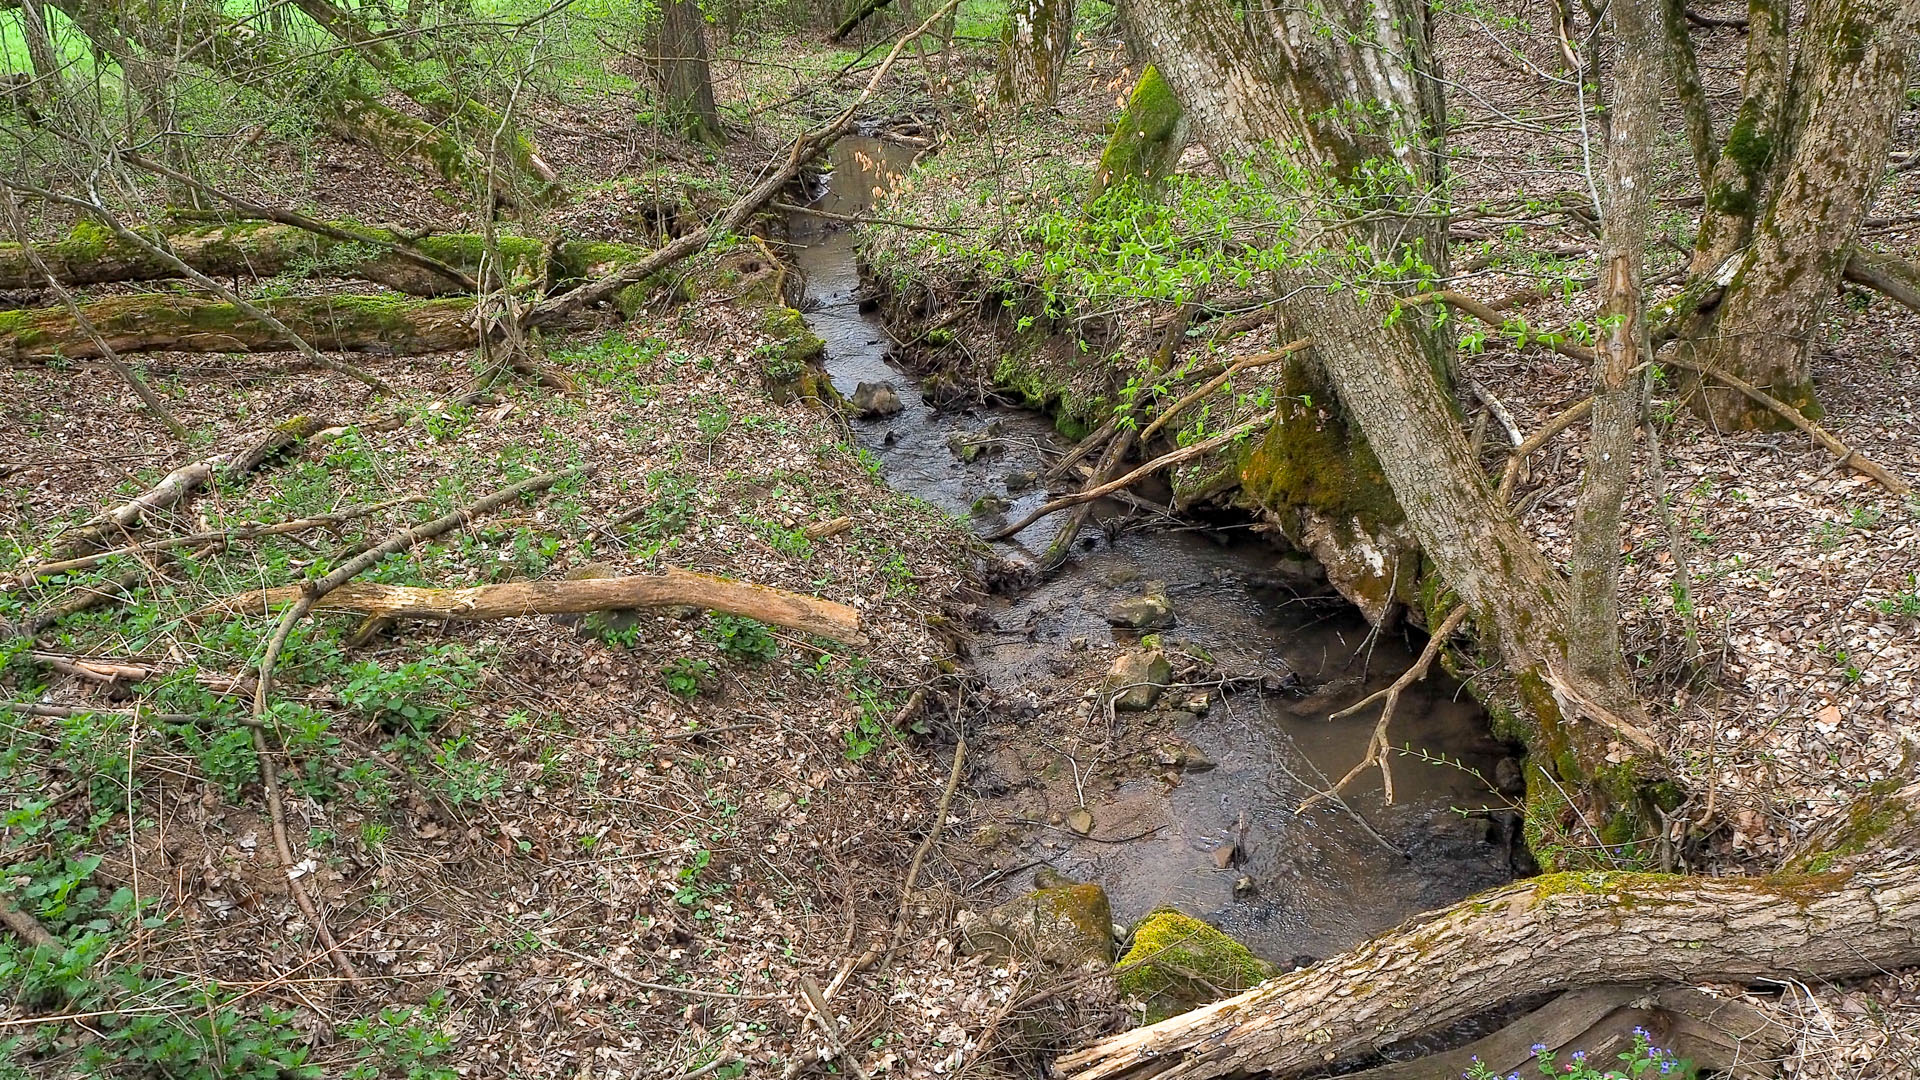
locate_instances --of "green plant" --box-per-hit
[342,989,458,1080]
[1463,1031,1696,1079]
[662,657,716,699]
[703,614,779,662]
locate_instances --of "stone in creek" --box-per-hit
[947,422,1005,462]
[851,381,904,417]
[971,493,1011,516]
[1106,580,1173,629]
[1107,648,1172,711]
[1156,738,1215,774]
[1066,807,1095,834]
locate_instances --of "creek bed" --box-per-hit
[790,136,1520,963]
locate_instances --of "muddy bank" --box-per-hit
[790,137,1526,966]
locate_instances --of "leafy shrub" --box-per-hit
[662,657,716,699]
[703,615,779,662]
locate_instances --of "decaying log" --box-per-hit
[1055,778,1920,1080]
[1843,247,1920,314]
[1,293,480,361]
[46,461,215,561]
[210,570,865,646]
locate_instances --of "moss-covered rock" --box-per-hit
[1117,909,1272,1022]
[957,877,1114,971]
[1088,65,1189,204]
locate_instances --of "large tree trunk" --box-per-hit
[17,0,65,110]
[998,0,1074,106]
[653,0,724,145]
[1057,779,1920,1079]
[0,293,479,359]
[1670,0,1920,428]
[1123,0,1662,836]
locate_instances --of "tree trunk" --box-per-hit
[1566,0,1658,691]
[1086,64,1188,204]
[1680,0,1920,428]
[17,0,65,109]
[0,293,480,360]
[1056,780,1920,1080]
[287,0,562,201]
[0,220,643,296]
[1123,0,1662,837]
[998,0,1074,106]
[653,0,724,145]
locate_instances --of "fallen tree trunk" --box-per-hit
[1056,779,1920,1079]
[0,219,648,298]
[0,293,480,360]
[205,570,865,645]
[1844,247,1920,313]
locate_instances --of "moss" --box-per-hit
[1117,909,1272,1023]
[63,219,116,261]
[1782,778,1911,873]
[1088,65,1186,204]
[1236,355,1403,539]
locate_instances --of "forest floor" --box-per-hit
[4,7,1920,1080]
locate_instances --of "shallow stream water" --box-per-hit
[790,138,1517,963]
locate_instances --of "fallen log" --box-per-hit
[45,461,215,561]
[1843,247,1920,313]
[207,569,865,646]
[1055,776,1920,1080]
[0,293,480,360]
[0,216,650,298]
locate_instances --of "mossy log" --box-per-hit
[0,220,646,297]
[0,293,480,360]
[1058,779,1920,1079]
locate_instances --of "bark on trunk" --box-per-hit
[1057,780,1920,1080]
[204,570,865,645]
[654,0,724,145]
[0,293,479,359]
[1681,0,1920,428]
[17,0,64,108]
[1125,0,1661,833]
[1566,0,1658,691]
[998,0,1074,106]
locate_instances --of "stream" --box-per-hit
[790,137,1520,965]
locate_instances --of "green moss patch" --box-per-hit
[1117,908,1272,1023]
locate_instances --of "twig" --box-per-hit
[243,465,586,988]
[1136,339,1309,445]
[1498,397,1595,500]
[1667,359,1914,497]
[888,737,966,955]
[984,410,1273,542]
[1300,606,1469,811]
[797,976,873,1080]
[772,200,970,235]
[4,702,199,724]
[22,497,422,582]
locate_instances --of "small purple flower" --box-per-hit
[1571,1051,1585,1062]
[1532,1044,1547,1054]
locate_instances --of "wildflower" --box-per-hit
[1571,1051,1585,1061]
[1532,1044,1547,1054]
